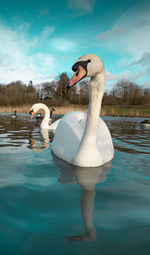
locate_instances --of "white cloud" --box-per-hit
[41,26,55,41]
[142,81,150,88]
[68,0,95,14]
[51,38,75,52]
[106,72,119,81]
[38,7,50,17]
[96,2,150,57]
[130,52,150,66]
[96,2,150,85]
[0,23,56,84]
[96,27,125,41]
[106,70,131,83]
[105,69,146,90]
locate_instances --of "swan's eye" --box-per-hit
[76,69,80,76]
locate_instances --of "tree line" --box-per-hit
[0,73,150,106]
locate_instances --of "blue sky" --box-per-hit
[0,0,150,90]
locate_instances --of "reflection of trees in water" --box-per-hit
[53,153,112,242]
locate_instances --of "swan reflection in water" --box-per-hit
[53,153,112,242]
[28,129,112,242]
[29,129,54,152]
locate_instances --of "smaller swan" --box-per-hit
[29,103,60,131]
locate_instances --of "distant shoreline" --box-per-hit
[0,105,150,117]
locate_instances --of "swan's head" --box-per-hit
[29,104,38,119]
[67,54,104,88]
[29,103,47,119]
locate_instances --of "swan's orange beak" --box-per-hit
[67,65,86,88]
[30,110,34,119]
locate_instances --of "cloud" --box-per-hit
[130,52,150,66]
[38,7,50,17]
[105,69,146,90]
[106,70,131,82]
[96,27,125,41]
[68,0,95,14]
[106,72,119,81]
[142,81,150,88]
[96,1,150,57]
[51,38,75,52]
[0,23,56,84]
[41,26,55,41]
[95,1,150,86]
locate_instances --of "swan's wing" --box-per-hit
[52,111,86,164]
[49,119,61,132]
[49,111,85,133]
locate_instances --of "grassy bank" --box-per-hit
[0,105,88,115]
[101,105,150,117]
[0,105,150,117]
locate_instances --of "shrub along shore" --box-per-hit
[0,105,150,117]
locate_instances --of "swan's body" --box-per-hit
[52,54,114,167]
[29,103,60,131]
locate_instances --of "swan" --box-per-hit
[52,54,114,167]
[29,103,60,131]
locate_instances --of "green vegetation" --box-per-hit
[101,105,150,117]
[0,73,150,117]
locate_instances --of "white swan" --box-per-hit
[52,54,114,167]
[29,103,60,131]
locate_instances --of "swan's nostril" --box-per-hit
[76,69,80,76]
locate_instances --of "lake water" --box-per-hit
[0,114,150,255]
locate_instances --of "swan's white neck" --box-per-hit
[72,70,105,167]
[38,104,50,129]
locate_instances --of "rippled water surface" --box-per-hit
[0,114,150,255]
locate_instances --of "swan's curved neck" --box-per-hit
[73,70,105,167]
[39,104,50,129]
[85,71,105,141]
